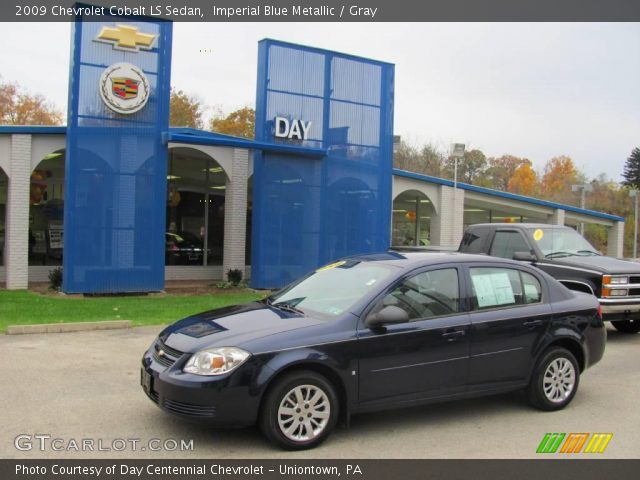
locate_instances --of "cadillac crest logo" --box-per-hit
[99,62,150,114]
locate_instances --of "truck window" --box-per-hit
[490,231,530,259]
[460,231,485,253]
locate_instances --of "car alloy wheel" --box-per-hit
[277,385,331,442]
[542,358,576,403]
[260,370,338,450]
[527,347,580,411]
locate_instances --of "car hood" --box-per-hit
[159,302,326,353]
[550,255,640,274]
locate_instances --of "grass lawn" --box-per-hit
[0,290,265,332]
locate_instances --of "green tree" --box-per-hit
[393,141,445,177]
[0,76,63,125]
[210,107,255,139]
[622,147,640,189]
[443,149,487,184]
[169,88,204,129]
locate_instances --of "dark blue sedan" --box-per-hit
[141,252,606,450]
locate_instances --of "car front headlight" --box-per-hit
[183,347,251,376]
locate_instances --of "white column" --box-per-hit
[222,148,249,280]
[607,221,624,258]
[430,185,464,248]
[550,209,565,225]
[6,134,32,289]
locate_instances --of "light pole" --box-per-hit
[630,190,638,259]
[571,184,593,234]
[450,144,465,244]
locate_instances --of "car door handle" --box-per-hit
[441,330,466,339]
[523,320,543,327]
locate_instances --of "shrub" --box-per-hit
[48,267,63,291]
[227,269,243,286]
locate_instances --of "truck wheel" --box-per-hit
[527,347,580,411]
[259,370,338,450]
[611,319,640,334]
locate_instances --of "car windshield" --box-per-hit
[268,260,394,317]
[528,227,600,258]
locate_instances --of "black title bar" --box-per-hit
[2,0,640,22]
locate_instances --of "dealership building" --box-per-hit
[0,17,625,293]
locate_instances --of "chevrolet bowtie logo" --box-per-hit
[95,25,157,52]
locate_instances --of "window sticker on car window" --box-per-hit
[315,260,346,272]
[472,272,515,308]
[524,283,539,301]
[533,229,544,241]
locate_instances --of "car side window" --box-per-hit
[521,271,542,304]
[469,267,525,310]
[490,231,531,259]
[377,268,460,322]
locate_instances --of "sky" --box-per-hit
[0,22,638,180]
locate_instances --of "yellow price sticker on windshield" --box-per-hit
[533,229,544,241]
[316,260,346,272]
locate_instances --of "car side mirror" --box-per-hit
[513,251,537,262]
[365,305,409,328]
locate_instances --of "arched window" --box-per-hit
[29,150,65,266]
[166,147,227,266]
[392,190,435,247]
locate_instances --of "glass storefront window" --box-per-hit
[392,190,434,247]
[28,152,65,266]
[0,168,7,267]
[166,148,226,266]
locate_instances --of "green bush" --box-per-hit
[48,267,63,291]
[227,269,243,286]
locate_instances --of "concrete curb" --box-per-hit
[6,320,132,335]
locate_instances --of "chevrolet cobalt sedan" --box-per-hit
[141,252,605,450]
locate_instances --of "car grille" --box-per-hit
[152,338,184,369]
[162,399,216,417]
[630,276,640,285]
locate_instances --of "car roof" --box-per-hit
[347,251,526,268]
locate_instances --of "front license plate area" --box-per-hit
[141,368,153,392]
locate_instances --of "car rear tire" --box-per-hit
[611,319,640,334]
[527,347,580,411]
[259,370,338,450]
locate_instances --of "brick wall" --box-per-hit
[6,134,31,289]
[222,148,249,280]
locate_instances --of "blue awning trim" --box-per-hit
[166,128,327,157]
[393,168,624,222]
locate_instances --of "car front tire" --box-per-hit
[611,319,640,334]
[527,347,580,411]
[259,370,338,450]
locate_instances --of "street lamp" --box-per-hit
[451,143,465,189]
[451,143,465,240]
[571,184,593,234]
[630,190,638,259]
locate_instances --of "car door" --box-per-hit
[357,266,471,406]
[465,265,550,389]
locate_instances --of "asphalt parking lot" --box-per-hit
[1,325,638,459]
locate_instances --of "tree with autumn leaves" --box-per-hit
[0,76,63,125]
